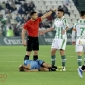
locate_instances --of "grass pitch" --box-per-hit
[0,45,85,85]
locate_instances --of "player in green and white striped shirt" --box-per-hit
[72,11,85,78]
[42,9,69,71]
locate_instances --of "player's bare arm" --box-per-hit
[72,28,76,45]
[39,27,54,35]
[41,8,56,21]
[21,28,27,46]
[25,69,38,72]
[23,64,31,70]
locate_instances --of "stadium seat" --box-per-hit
[34,1,39,5]
[0,10,5,15]
[25,0,30,3]
[75,14,80,19]
[36,5,42,10]
[41,6,47,11]
[51,1,57,5]
[64,14,70,19]
[46,5,53,10]
[37,0,42,1]
[71,19,77,23]
[70,5,77,10]
[69,23,73,28]
[15,5,21,10]
[74,10,79,15]
[57,1,63,6]
[53,5,58,9]
[38,1,44,6]
[70,14,75,19]
[45,1,51,6]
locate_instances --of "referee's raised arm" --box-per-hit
[41,8,56,21]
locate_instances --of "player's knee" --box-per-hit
[26,51,31,56]
[60,50,65,56]
[34,51,38,55]
[51,50,56,55]
[77,52,82,56]
[61,53,65,56]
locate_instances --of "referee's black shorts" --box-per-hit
[26,36,39,51]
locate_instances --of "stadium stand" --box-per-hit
[0,0,84,36]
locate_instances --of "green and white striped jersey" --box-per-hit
[52,16,69,39]
[74,19,85,38]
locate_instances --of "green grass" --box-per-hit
[0,45,85,85]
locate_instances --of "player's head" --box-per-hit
[19,65,24,72]
[80,11,85,18]
[57,9,64,18]
[30,11,38,20]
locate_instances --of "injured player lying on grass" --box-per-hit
[19,60,57,72]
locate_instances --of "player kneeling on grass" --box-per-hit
[72,11,85,78]
[19,60,57,72]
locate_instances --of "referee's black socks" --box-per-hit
[24,55,29,60]
[33,55,38,61]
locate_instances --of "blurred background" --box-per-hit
[0,0,85,45]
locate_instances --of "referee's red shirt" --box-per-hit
[23,17,41,37]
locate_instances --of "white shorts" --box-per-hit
[76,38,85,52]
[51,38,67,50]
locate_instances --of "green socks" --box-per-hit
[51,55,66,67]
[51,55,56,66]
[61,55,66,67]
[77,56,82,67]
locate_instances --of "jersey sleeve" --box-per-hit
[23,21,29,30]
[63,18,69,29]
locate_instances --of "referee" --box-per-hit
[22,9,56,61]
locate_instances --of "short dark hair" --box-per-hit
[80,11,85,16]
[30,11,37,16]
[19,65,24,72]
[58,8,64,13]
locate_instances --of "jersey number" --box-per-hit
[80,27,85,36]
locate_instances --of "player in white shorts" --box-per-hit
[72,11,85,78]
[41,8,69,71]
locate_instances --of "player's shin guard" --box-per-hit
[51,55,56,66]
[61,55,66,67]
[33,55,38,60]
[77,56,82,67]
[24,55,29,60]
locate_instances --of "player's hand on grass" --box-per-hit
[72,42,75,45]
[61,30,65,35]
[22,41,27,46]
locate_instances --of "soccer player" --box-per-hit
[22,9,56,61]
[72,11,85,78]
[19,60,57,72]
[41,9,69,71]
